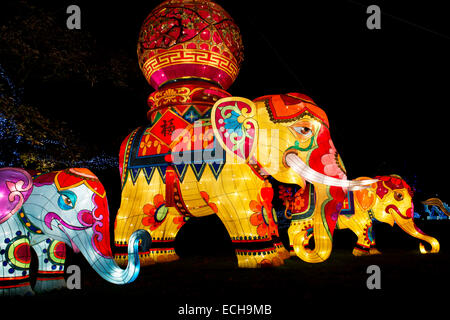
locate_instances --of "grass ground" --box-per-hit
[7,220,450,318]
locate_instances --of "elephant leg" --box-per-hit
[115,206,186,266]
[353,222,380,256]
[144,207,187,264]
[0,226,34,296]
[32,239,66,293]
[337,214,374,256]
[271,234,290,260]
[266,207,290,260]
[350,223,374,256]
[114,172,169,267]
[215,194,283,268]
[367,225,381,255]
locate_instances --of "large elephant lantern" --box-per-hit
[0,167,150,296]
[114,93,375,267]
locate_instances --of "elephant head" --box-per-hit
[354,175,439,253]
[212,93,375,262]
[22,168,151,284]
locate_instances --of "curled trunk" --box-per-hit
[74,229,151,284]
[292,185,334,263]
[395,218,439,254]
[285,153,352,263]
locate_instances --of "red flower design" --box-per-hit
[278,185,293,202]
[291,189,306,212]
[142,194,168,231]
[200,191,218,213]
[173,216,190,230]
[249,199,269,238]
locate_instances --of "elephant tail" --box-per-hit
[422,198,450,217]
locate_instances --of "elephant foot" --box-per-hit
[115,237,180,266]
[116,249,179,266]
[142,238,180,263]
[34,277,66,294]
[236,249,284,268]
[369,248,382,255]
[352,247,370,256]
[0,283,34,296]
[275,243,291,260]
[149,249,180,263]
[272,236,290,260]
[114,252,156,267]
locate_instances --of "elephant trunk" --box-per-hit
[393,211,440,254]
[285,152,355,263]
[293,210,332,263]
[292,185,338,263]
[74,229,151,284]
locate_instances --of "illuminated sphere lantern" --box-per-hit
[114,0,378,267]
[137,0,244,92]
[136,0,243,126]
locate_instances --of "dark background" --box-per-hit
[15,0,450,201]
[2,0,450,314]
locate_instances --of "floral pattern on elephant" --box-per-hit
[142,194,168,231]
[249,198,270,238]
[173,216,190,230]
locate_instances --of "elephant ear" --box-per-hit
[0,168,33,224]
[353,177,377,211]
[212,97,258,162]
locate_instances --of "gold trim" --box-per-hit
[148,87,204,109]
[143,49,239,82]
[54,170,106,198]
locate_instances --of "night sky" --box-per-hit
[10,0,450,201]
[2,0,450,310]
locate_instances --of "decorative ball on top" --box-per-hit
[137,0,244,90]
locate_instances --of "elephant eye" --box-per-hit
[394,192,404,201]
[57,191,77,210]
[294,126,313,138]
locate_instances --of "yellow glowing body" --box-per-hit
[337,176,439,255]
[288,186,335,263]
[115,155,287,268]
[336,204,378,256]
[115,93,357,266]
[286,176,440,258]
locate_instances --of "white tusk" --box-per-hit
[285,153,378,190]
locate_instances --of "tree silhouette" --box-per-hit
[0,0,137,171]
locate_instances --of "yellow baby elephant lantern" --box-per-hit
[337,175,439,255]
